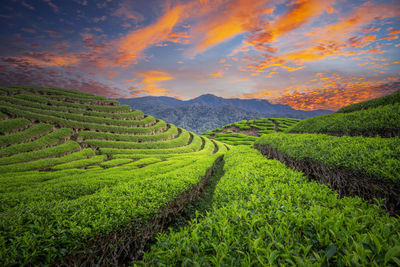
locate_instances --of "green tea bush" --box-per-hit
[0,118,30,134]
[140,147,400,266]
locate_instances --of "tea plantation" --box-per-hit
[0,86,399,266]
[202,118,300,146]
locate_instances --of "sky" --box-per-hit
[0,0,399,111]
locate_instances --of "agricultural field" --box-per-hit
[0,86,399,266]
[202,118,300,146]
[0,86,227,266]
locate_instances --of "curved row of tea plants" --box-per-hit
[140,147,400,266]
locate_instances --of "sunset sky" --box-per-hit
[0,0,399,110]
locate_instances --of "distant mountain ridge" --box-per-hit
[118,94,332,133]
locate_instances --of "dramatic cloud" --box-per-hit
[270,81,400,110]
[1,0,399,110]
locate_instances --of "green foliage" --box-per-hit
[203,118,300,146]
[140,147,400,266]
[256,133,400,183]
[0,112,7,120]
[16,93,143,118]
[77,124,178,142]
[0,128,73,157]
[0,104,167,134]
[0,123,53,147]
[338,90,400,113]
[84,129,190,149]
[99,158,132,168]
[0,141,80,166]
[290,103,400,137]
[0,147,94,173]
[0,98,154,127]
[0,118,30,134]
[52,155,106,170]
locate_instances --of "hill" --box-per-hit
[118,94,331,133]
[0,86,399,266]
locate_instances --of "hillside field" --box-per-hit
[0,86,399,266]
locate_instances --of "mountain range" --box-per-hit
[118,94,332,133]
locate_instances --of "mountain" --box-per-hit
[118,94,332,133]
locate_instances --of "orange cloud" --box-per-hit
[106,70,120,79]
[117,3,191,65]
[211,71,223,78]
[14,52,80,67]
[270,81,399,111]
[388,29,400,35]
[241,89,271,99]
[248,0,334,51]
[190,0,269,54]
[133,70,175,96]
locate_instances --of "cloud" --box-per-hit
[112,1,144,23]
[21,1,35,10]
[191,0,268,53]
[44,0,59,13]
[247,0,334,51]
[211,71,223,78]
[6,51,81,67]
[93,16,107,23]
[270,81,399,110]
[0,58,123,98]
[117,3,191,66]
[21,28,36,33]
[45,30,62,38]
[131,70,175,96]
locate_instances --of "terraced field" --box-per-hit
[0,86,228,266]
[202,118,300,145]
[1,86,399,266]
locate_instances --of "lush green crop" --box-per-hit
[289,103,400,137]
[0,147,94,173]
[0,152,221,265]
[0,118,30,134]
[100,133,203,155]
[140,147,400,266]
[0,140,80,166]
[0,86,229,265]
[84,129,190,149]
[0,99,155,127]
[338,90,400,113]
[99,158,132,168]
[0,128,73,157]
[0,104,167,134]
[0,112,7,120]
[15,93,143,118]
[0,123,53,147]
[52,155,106,170]
[77,124,178,142]
[255,133,400,183]
[202,118,300,147]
